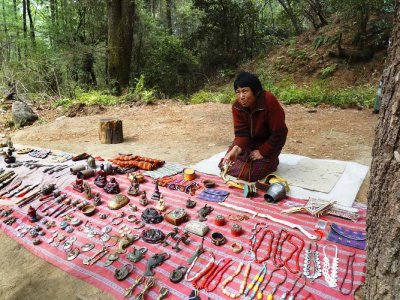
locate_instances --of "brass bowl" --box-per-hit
[82,204,96,216]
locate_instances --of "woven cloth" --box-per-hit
[109,155,164,170]
[0,171,367,300]
[197,188,229,202]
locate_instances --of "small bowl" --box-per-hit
[82,204,96,216]
[203,180,215,188]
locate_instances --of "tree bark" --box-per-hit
[107,0,135,95]
[366,4,400,299]
[276,0,303,35]
[13,0,20,60]
[166,0,172,34]
[26,0,35,47]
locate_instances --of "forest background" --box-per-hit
[0,0,395,111]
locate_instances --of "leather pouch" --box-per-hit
[327,223,366,250]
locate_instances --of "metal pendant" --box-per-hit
[66,248,80,261]
[114,264,135,281]
[81,243,95,252]
[127,247,148,263]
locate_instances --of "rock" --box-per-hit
[12,101,38,128]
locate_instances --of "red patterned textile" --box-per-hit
[109,155,165,170]
[0,172,366,299]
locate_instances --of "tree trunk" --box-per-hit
[277,0,303,35]
[26,0,35,47]
[13,0,20,60]
[166,0,172,34]
[107,0,135,95]
[366,5,400,299]
[99,118,124,144]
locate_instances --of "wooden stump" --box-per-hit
[99,118,123,144]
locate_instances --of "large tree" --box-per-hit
[366,3,400,299]
[107,0,135,95]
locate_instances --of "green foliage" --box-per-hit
[267,79,375,108]
[122,75,155,104]
[189,85,232,104]
[320,64,337,79]
[312,34,341,50]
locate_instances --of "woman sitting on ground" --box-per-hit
[220,71,288,182]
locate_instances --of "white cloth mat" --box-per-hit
[192,152,369,207]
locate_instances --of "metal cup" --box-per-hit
[264,183,286,203]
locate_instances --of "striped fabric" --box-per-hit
[0,171,366,300]
[109,155,165,170]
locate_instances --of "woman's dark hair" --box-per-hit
[234,71,263,95]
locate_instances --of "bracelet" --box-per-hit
[211,232,226,246]
[230,242,243,253]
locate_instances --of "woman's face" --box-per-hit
[235,87,256,108]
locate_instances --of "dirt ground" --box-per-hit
[0,101,378,299]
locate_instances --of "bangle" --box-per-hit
[230,242,243,253]
[211,232,226,246]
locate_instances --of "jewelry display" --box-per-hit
[257,268,287,300]
[282,197,360,222]
[211,232,226,246]
[245,264,267,298]
[185,220,209,237]
[172,232,190,252]
[186,198,197,208]
[303,243,322,282]
[141,228,166,244]
[230,242,243,253]
[252,227,274,264]
[339,252,356,295]
[204,259,233,292]
[143,253,170,276]
[185,252,214,282]
[151,182,161,200]
[214,214,225,226]
[155,195,166,211]
[104,252,120,266]
[170,266,188,283]
[135,276,156,300]
[127,247,148,263]
[124,275,144,298]
[187,237,205,264]
[141,208,164,224]
[219,202,318,240]
[66,247,80,261]
[117,234,140,253]
[221,263,251,298]
[104,177,120,194]
[231,223,243,236]
[197,204,214,221]
[156,287,169,300]
[280,273,306,300]
[107,194,129,210]
[139,191,148,206]
[164,208,188,226]
[322,244,339,288]
[272,229,304,274]
[114,263,135,281]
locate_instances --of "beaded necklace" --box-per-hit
[253,228,275,263]
[185,252,214,282]
[287,273,306,300]
[248,223,268,259]
[303,242,322,282]
[192,259,219,289]
[244,264,267,298]
[204,259,233,292]
[221,263,251,298]
[272,229,305,274]
[257,268,287,300]
[339,252,355,295]
[322,244,339,288]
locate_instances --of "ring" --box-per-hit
[230,242,243,253]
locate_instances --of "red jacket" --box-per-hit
[232,91,288,158]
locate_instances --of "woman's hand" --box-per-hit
[223,145,242,165]
[249,150,263,160]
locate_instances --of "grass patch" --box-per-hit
[266,79,375,108]
[188,84,232,104]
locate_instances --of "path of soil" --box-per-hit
[0,102,377,299]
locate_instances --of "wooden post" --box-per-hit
[99,117,123,144]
